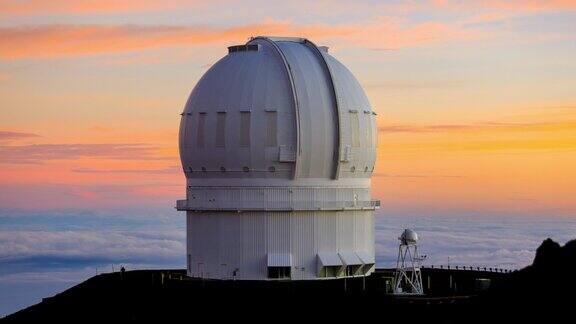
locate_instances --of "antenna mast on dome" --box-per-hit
[393,229,425,295]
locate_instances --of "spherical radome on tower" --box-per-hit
[176,36,380,280]
[394,228,424,294]
[400,229,419,245]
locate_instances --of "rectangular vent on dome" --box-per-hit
[240,111,251,147]
[365,113,372,147]
[228,44,259,53]
[216,112,226,148]
[197,112,206,148]
[351,112,360,147]
[266,111,277,147]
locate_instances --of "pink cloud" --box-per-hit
[0,143,169,164]
[72,166,181,175]
[0,0,208,14]
[0,131,40,141]
[0,183,182,210]
[477,0,576,13]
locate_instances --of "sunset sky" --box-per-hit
[1,0,576,315]
[2,0,576,215]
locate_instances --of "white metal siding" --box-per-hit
[187,210,375,280]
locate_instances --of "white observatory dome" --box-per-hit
[400,229,419,245]
[177,37,379,281]
[179,36,377,184]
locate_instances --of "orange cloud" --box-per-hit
[4,0,574,16]
[477,0,576,12]
[0,0,206,14]
[432,0,576,12]
[434,0,576,26]
[0,18,484,59]
[372,111,576,217]
[378,120,576,134]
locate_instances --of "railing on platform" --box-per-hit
[423,265,516,273]
[176,199,381,211]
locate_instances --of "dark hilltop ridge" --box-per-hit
[2,238,575,323]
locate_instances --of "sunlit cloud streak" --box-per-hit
[373,173,464,179]
[0,143,169,164]
[0,0,208,15]
[459,0,576,13]
[0,18,484,59]
[0,183,182,210]
[0,131,40,141]
[72,166,181,174]
[378,120,576,133]
[2,0,575,16]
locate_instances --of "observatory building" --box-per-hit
[176,36,379,280]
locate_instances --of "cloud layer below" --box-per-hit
[1,208,575,315]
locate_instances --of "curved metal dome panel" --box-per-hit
[179,43,296,181]
[322,53,378,177]
[262,39,338,179]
